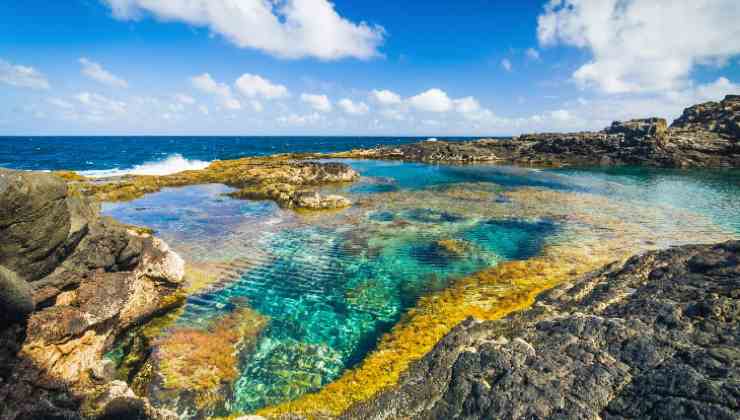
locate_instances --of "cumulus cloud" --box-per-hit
[501,58,512,72]
[301,93,332,112]
[371,89,402,106]
[409,88,452,113]
[338,98,369,115]
[79,58,128,88]
[537,0,740,93]
[235,73,289,99]
[0,59,50,89]
[191,73,241,110]
[101,0,385,60]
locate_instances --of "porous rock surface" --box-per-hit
[344,241,740,420]
[0,169,185,420]
[345,95,739,168]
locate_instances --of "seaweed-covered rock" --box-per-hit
[347,240,740,419]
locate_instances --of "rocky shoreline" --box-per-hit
[334,95,740,168]
[344,240,740,419]
[0,169,185,420]
[1,95,738,420]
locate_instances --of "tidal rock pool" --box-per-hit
[102,160,740,417]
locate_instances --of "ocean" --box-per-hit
[0,136,479,175]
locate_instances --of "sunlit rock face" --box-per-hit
[100,159,739,418]
[0,169,185,420]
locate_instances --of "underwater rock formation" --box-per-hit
[337,95,739,168]
[0,169,185,420]
[345,240,740,419]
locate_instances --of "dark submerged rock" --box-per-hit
[346,241,740,420]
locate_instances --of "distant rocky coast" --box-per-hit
[335,94,740,168]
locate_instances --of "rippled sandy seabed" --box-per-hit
[102,160,740,418]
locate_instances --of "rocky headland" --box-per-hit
[335,94,740,168]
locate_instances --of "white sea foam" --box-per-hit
[79,154,212,178]
[425,137,438,142]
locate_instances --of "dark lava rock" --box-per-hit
[357,95,740,168]
[345,241,740,420]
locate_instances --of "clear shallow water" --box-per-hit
[102,160,740,415]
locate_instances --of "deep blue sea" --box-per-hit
[0,136,479,175]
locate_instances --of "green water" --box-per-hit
[102,160,740,415]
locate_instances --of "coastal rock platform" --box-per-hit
[345,240,740,419]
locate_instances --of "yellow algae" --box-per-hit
[68,155,358,204]
[153,307,268,409]
[252,185,734,419]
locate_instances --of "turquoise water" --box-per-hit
[102,160,740,415]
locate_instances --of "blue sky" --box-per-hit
[1,0,738,135]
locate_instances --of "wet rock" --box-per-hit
[346,240,740,419]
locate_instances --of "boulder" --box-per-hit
[0,266,33,322]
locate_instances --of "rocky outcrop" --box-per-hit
[0,170,185,420]
[71,158,359,206]
[338,95,740,168]
[229,182,352,210]
[345,240,740,419]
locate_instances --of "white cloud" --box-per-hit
[301,93,332,112]
[501,58,512,72]
[235,73,289,99]
[79,58,128,88]
[525,48,540,60]
[277,112,323,125]
[338,98,369,115]
[548,109,574,122]
[191,73,241,110]
[537,0,740,93]
[101,0,385,60]
[0,59,50,90]
[223,98,242,110]
[453,96,495,121]
[409,88,452,113]
[371,89,402,105]
[198,105,209,115]
[75,92,127,119]
[379,108,406,121]
[175,93,196,105]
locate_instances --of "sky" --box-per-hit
[1,0,739,136]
